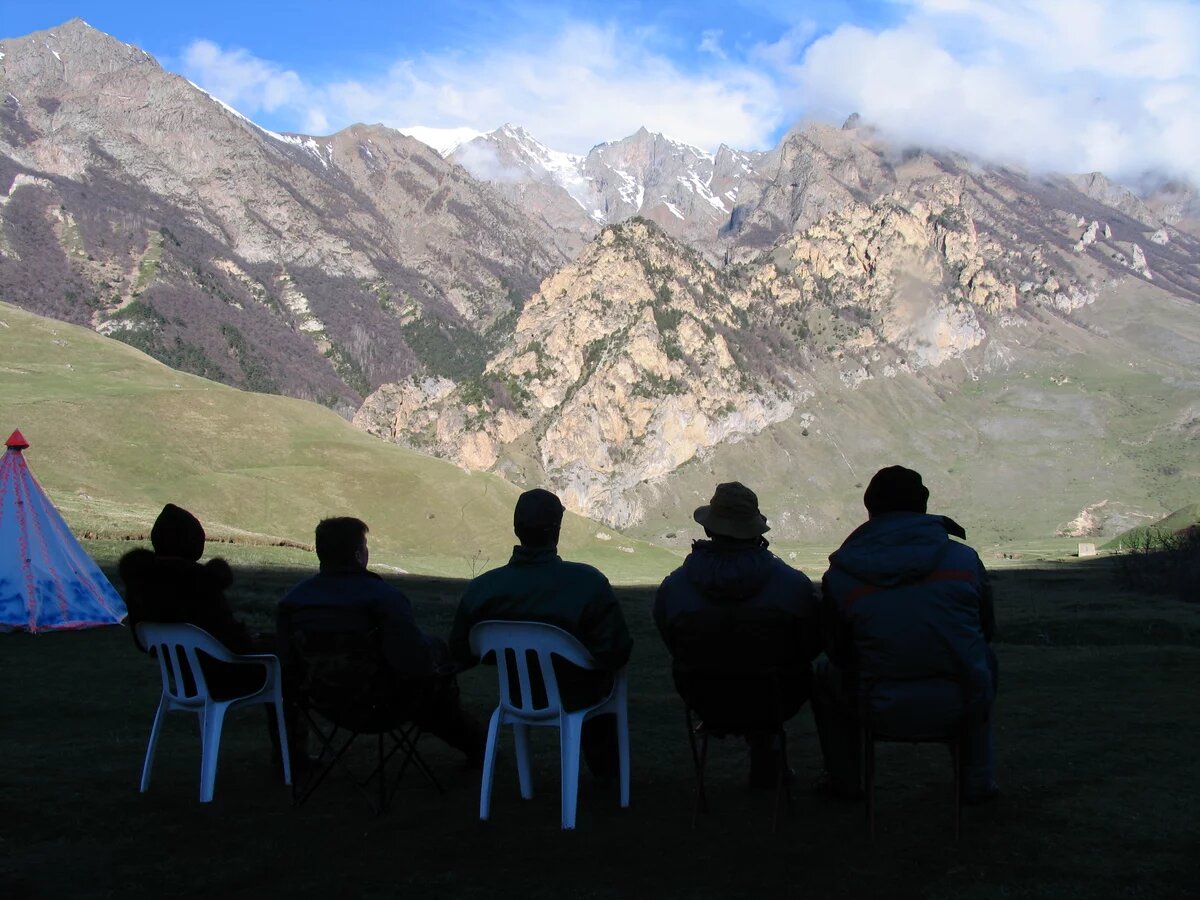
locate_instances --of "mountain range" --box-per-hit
[2,19,1198,545]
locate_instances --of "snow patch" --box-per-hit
[268,132,331,168]
[399,125,485,156]
[663,201,685,220]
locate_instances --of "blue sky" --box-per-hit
[3,1,1199,180]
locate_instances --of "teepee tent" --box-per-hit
[0,430,126,631]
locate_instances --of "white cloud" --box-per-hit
[788,0,1200,182]
[698,29,727,60]
[179,4,1200,183]
[182,40,304,114]
[182,23,784,153]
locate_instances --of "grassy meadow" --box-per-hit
[1,550,1197,898]
[0,301,679,583]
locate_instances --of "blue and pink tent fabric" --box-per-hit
[0,430,126,631]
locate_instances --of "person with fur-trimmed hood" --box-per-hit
[813,466,999,803]
[119,503,264,698]
[654,482,820,788]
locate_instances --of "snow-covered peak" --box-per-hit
[397,125,486,157]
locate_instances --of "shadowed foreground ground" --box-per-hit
[1,556,1198,898]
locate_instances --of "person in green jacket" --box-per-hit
[449,488,632,777]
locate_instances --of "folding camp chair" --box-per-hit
[136,622,291,803]
[469,620,630,830]
[283,606,442,813]
[668,607,810,832]
[860,683,967,840]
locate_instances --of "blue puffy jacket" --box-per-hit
[822,513,995,735]
[655,540,820,663]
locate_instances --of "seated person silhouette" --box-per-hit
[812,466,999,803]
[654,481,820,787]
[119,503,296,763]
[277,517,484,763]
[120,503,266,696]
[449,488,632,778]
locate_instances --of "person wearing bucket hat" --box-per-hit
[812,466,999,804]
[654,482,820,789]
[450,488,632,778]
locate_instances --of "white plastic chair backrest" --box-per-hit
[469,620,597,716]
[136,622,237,703]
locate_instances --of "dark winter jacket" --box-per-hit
[119,548,263,698]
[276,565,436,678]
[822,512,995,734]
[654,539,820,662]
[449,546,632,710]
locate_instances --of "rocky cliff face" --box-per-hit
[355,220,795,525]
[0,20,566,407]
[361,121,1200,527]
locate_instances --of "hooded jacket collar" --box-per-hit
[828,512,954,587]
[681,539,777,602]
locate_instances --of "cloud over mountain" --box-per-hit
[790,0,1200,182]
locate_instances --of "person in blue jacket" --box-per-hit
[278,517,485,764]
[655,481,820,788]
[813,466,999,803]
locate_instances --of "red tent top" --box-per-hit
[6,430,29,450]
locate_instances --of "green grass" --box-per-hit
[1102,503,1200,551]
[1,554,1197,898]
[0,301,680,583]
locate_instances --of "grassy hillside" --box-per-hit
[1102,503,1200,550]
[0,301,680,582]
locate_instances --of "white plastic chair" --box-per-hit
[136,622,292,803]
[469,620,630,829]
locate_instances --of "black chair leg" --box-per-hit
[865,729,876,840]
[686,705,709,828]
[772,728,787,834]
[952,737,961,841]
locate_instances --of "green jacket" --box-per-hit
[449,546,633,702]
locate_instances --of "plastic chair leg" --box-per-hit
[865,731,876,839]
[479,708,502,821]
[199,703,229,803]
[513,723,534,800]
[559,715,584,830]
[272,698,292,787]
[139,696,169,792]
[616,707,631,809]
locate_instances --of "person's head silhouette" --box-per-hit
[863,466,929,517]
[513,489,564,549]
[315,517,370,570]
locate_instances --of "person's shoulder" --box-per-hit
[278,572,322,607]
[766,551,812,581]
[117,547,156,579]
[943,539,985,569]
[657,563,687,592]
[201,557,233,589]
[559,558,611,586]
[461,563,510,597]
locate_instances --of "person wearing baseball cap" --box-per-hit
[813,466,999,804]
[449,488,632,779]
[654,482,819,789]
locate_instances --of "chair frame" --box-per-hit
[136,622,291,803]
[862,721,964,840]
[469,620,630,830]
[283,608,443,814]
[679,668,793,833]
